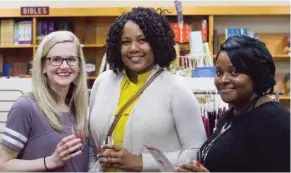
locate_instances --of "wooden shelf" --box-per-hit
[0,6,289,92]
[82,44,105,48]
[11,75,97,80]
[270,95,290,101]
[280,95,290,101]
[273,55,290,61]
[34,44,105,48]
[0,43,105,50]
[0,6,289,17]
[212,54,290,62]
[0,45,34,48]
[217,33,289,58]
[87,76,97,80]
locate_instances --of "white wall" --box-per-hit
[0,0,289,9]
[0,78,32,136]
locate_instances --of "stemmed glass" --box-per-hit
[176,147,198,166]
[90,136,114,172]
[62,124,86,151]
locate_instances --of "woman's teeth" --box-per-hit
[57,72,70,76]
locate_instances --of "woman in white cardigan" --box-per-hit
[88,7,207,172]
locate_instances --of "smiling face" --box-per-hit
[214,51,254,107]
[43,42,79,90]
[120,20,155,74]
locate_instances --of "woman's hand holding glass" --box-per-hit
[45,124,85,170]
[45,135,83,170]
[175,148,209,172]
[175,162,209,172]
[62,124,86,151]
[97,144,143,172]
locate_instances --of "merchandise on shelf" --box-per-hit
[0,19,32,46]
[36,20,74,44]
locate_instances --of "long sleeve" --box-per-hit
[89,73,103,115]
[88,73,105,172]
[88,139,97,172]
[253,109,290,172]
[88,71,110,148]
[141,77,207,171]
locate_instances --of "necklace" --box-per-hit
[200,121,232,163]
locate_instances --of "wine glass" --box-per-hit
[176,147,198,166]
[62,124,86,151]
[92,136,114,172]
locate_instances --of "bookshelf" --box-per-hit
[280,96,291,100]
[0,6,289,104]
[0,45,33,48]
[213,54,290,62]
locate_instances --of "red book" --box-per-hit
[201,19,208,42]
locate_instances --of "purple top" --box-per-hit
[0,96,89,172]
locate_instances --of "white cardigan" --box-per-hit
[88,68,207,171]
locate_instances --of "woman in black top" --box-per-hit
[176,35,290,172]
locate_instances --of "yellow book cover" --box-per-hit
[7,19,14,45]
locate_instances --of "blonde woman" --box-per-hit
[0,31,89,172]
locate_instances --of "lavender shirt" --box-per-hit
[0,96,89,172]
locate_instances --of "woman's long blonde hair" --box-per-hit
[31,31,88,133]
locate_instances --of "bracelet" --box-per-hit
[43,157,49,171]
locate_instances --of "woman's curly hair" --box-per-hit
[106,7,176,73]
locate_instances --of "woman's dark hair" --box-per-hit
[216,35,276,95]
[106,7,176,73]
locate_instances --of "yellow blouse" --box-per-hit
[113,70,152,147]
[105,70,152,172]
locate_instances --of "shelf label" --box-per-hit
[20,7,49,15]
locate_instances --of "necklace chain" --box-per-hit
[201,122,232,162]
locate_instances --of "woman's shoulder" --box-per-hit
[13,95,37,110]
[250,101,290,128]
[89,70,122,102]
[160,71,193,91]
[98,70,122,80]
[6,95,39,122]
[256,101,289,117]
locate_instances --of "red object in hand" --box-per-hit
[97,147,103,153]
[75,130,84,139]
[195,160,201,168]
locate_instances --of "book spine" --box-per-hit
[201,19,208,42]
[18,21,25,44]
[14,21,19,45]
[36,21,42,44]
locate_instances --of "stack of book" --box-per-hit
[0,19,32,46]
[225,28,256,39]
[36,20,73,44]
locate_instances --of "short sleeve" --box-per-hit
[0,97,33,152]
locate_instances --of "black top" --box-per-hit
[200,101,290,172]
